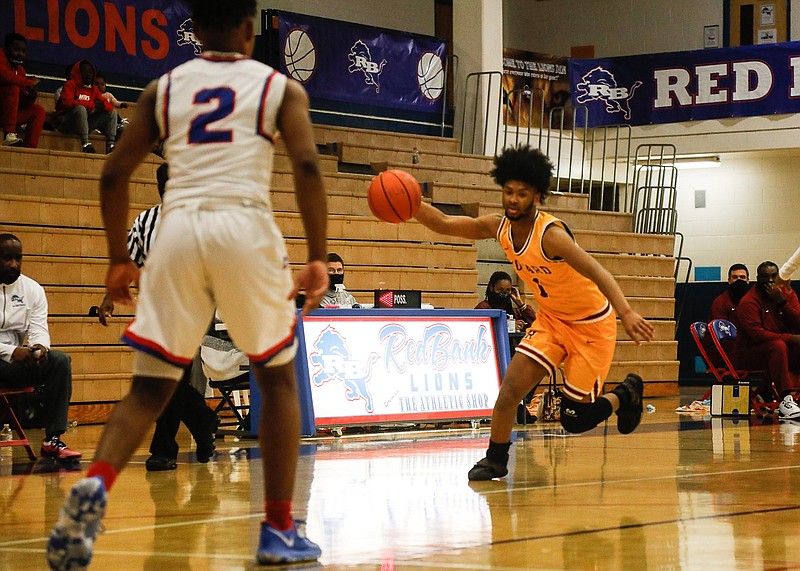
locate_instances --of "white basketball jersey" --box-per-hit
[155,53,287,206]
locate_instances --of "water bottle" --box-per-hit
[507,313,516,333]
[411,147,420,164]
[0,424,12,460]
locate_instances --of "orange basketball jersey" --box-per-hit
[497,211,609,321]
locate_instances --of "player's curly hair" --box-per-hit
[490,145,553,202]
[189,0,257,31]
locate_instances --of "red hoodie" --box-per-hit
[0,48,34,89]
[55,59,112,117]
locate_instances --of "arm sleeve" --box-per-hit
[517,305,537,325]
[0,343,16,362]
[57,81,78,110]
[0,62,34,88]
[26,287,51,348]
[737,297,793,344]
[780,245,800,280]
[779,288,800,331]
[710,294,726,321]
[95,87,114,112]
[103,91,123,108]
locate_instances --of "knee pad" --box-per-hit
[559,397,612,434]
[132,351,184,381]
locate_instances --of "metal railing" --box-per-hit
[460,70,503,155]
[631,144,678,234]
[441,54,458,137]
[503,86,545,150]
[460,71,636,213]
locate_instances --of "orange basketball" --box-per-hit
[367,169,422,223]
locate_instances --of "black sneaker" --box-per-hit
[196,413,220,463]
[82,143,96,154]
[467,457,508,481]
[616,373,644,434]
[145,455,177,471]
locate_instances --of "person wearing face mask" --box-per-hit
[0,234,81,460]
[734,261,800,419]
[320,253,358,307]
[475,270,536,332]
[710,263,750,326]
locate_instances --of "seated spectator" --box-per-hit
[94,73,128,111]
[95,72,129,136]
[475,270,536,332]
[54,59,117,153]
[710,263,750,325]
[734,261,800,419]
[0,33,44,148]
[0,233,80,460]
[320,253,358,307]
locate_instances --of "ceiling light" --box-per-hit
[634,154,721,170]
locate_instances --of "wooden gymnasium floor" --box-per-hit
[1,388,800,570]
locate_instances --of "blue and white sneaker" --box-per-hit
[46,476,107,570]
[256,520,321,565]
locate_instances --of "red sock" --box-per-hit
[265,499,293,531]
[87,461,118,491]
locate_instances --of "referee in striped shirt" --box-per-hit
[126,164,163,268]
[97,163,218,471]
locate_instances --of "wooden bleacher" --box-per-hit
[0,99,680,423]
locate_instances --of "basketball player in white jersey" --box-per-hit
[47,1,328,568]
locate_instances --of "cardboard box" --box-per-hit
[710,382,750,416]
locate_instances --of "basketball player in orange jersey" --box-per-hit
[413,145,654,481]
[47,1,328,568]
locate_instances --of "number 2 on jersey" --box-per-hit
[188,87,235,144]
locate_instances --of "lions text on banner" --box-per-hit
[301,315,502,426]
[1,0,197,80]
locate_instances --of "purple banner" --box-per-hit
[1,0,197,79]
[569,41,800,127]
[276,11,446,113]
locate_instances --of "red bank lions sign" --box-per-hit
[569,41,800,126]
[1,0,197,79]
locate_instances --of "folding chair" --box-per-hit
[209,372,252,438]
[0,387,37,460]
[706,319,779,416]
[690,321,726,391]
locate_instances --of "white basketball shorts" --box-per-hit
[122,198,297,368]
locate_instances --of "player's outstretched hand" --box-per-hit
[290,260,328,316]
[105,260,140,306]
[620,310,654,345]
[98,294,115,326]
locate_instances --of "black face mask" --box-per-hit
[329,273,344,290]
[486,291,511,309]
[729,279,750,304]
